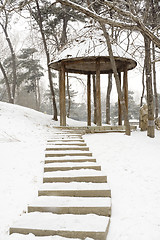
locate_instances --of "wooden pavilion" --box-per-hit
[49,26,137,127]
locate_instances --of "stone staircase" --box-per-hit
[9,131,111,240]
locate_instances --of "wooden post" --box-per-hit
[93,74,97,124]
[59,62,66,126]
[96,58,102,126]
[106,73,112,124]
[118,72,122,125]
[123,67,128,114]
[87,74,91,126]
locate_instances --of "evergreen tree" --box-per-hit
[0,47,44,110]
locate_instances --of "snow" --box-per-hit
[0,101,160,240]
[44,169,104,177]
[51,25,134,62]
[39,182,110,190]
[0,102,57,239]
[84,131,160,240]
[44,162,99,167]
[10,212,109,231]
[29,196,111,207]
[9,234,93,240]
[44,156,95,161]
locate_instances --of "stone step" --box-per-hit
[38,182,111,197]
[10,212,110,240]
[28,196,111,216]
[45,146,89,151]
[94,130,125,133]
[43,169,106,182]
[45,150,92,158]
[52,133,82,136]
[8,234,87,240]
[47,142,87,146]
[44,162,101,172]
[48,135,83,140]
[45,156,96,164]
[47,139,85,142]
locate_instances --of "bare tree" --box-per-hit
[144,34,155,138]
[28,0,58,120]
[57,0,160,48]
[0,61,13,103]
[0,1,17,103]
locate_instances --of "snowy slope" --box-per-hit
[0,102,58,239]
[0,101,160,240]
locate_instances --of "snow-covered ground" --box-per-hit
[84,131,160,240]
[0,101,160,240]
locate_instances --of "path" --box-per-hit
[9,131,111,239]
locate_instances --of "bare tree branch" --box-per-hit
[56,0,160,49]
[56,0,138,29]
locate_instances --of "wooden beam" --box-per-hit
[96,59,102,126]
[87,74,91,126]
[59,63,66,126]
[118,72,122,125]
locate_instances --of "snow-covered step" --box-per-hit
[52,133,82,136]
[43,169,106,183]
[28,196,111,216]
[47,139,85,142]
[47,135,83,140]
[45,146,89,151]
[38,182,111,197]
[47,142,87,146]
[44,162,101,172]
[45,156,96,164]
[10,212,110,239]
[8,234,90,240]
[45,150,92,157]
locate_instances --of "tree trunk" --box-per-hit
[92,74,97,125]
[35,0,58,120]
[35,79,41,111]
[61,16,68,47]
[106,73,112,124]
[144,34,155,138]
[152,42,158,118]
[100,23,130,135]
[0,61,13,103]
[0,23,17,103]
[140,59,145,107]
[34,80,39,111]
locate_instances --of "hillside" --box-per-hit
[0,102,58,239]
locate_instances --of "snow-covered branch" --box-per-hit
[56,0,160,49]
[56,0,137,30]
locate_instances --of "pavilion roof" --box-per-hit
[49,25,137,74]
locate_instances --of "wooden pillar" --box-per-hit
[59,62,66,126]
[118,72,122,125]
[123,67,128,114]
[87,74,91,126]
[93,74,97,124]
[96,58,102,126]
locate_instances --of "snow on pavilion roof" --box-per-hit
[49,25,137,74]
